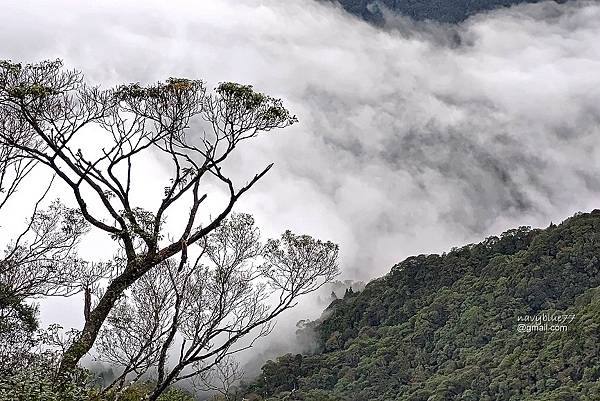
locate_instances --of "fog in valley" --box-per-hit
[2,0,600,384]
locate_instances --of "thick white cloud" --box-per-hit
[1,0,600,330]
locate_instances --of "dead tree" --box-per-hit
[96,213,338,400]
[0,136,94,373]
[0,59,306,385]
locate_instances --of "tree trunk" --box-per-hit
[146,363,186,401]
[56,262,145,381]
[56,240,199,381]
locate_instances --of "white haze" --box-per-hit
[1,0,600,376]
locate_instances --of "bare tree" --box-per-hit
[0,200,99,300]
[0,58,327,393]
[96,213,338,400]
[0,124,99,374]
[0,131,36,211]
[192,356,245,401]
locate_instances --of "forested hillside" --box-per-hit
[242,211,600,400]
[329,0,567,23]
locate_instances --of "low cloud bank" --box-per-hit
[3,0,599,279]
[1,0,600,370]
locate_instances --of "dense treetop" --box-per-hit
[243,210,600,400]
[329,0,568,24]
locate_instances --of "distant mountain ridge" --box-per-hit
[243,210,600,400]
[328,0,568,24]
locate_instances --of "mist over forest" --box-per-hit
[2,0,599,281]
[1,0,599,400]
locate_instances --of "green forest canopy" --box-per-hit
[243,210,600,401]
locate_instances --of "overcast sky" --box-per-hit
[2,0,600,340]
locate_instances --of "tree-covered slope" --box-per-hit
[329,0,568,24]
[243,211,600,401]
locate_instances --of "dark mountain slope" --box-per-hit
[329,0,568,24]
[243,211,600,400]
